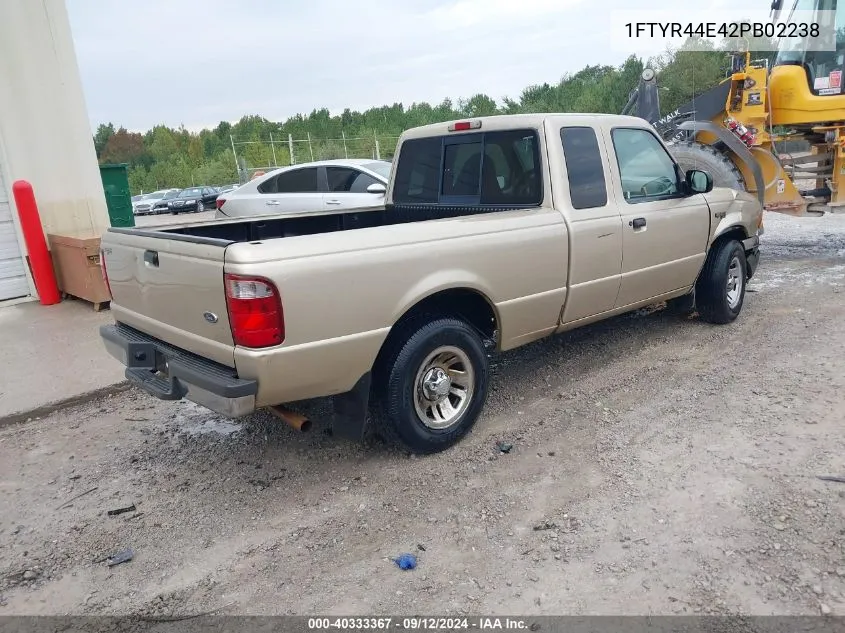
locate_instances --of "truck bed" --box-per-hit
[112,203,510,245]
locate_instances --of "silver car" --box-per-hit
[215,159,391,219]
[133,189,179,215]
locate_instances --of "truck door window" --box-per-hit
[559,127,608,210]
[611,128,681,202]
[258,167,319,194]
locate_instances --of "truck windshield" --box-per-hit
[775,0,845,95]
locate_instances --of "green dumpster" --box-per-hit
[99,163,135,228]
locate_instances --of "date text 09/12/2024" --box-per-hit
[624,21,821,38]
[307,618,534,630]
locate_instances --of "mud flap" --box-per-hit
[331,373,372,441]
[746,247,760,279]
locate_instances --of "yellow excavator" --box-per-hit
[623,0,845,216]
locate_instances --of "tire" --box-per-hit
[196,201,204,213]
[695,239,747,324]
[668,141,746,191]
[373,316,490,454]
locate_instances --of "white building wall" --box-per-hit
[0,0,110,299]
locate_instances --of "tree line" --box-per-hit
[93,39,753,195]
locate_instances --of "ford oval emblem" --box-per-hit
[203,311,219,324]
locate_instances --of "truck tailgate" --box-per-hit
[101,231,235,367]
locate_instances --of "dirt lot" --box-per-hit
[1,212,845,617]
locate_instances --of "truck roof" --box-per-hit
[399,113,652,140]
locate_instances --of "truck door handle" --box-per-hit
[265,200,280,206]
[325,199,341,205]
[630,217,646,229]
[143,250,159,267]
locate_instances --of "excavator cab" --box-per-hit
[770,0,845,125]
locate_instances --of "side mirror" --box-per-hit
[686,169,713,194]
[367,183,386,194]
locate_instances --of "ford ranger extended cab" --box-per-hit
[99,114,763,454]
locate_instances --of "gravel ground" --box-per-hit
[1,211,844,617]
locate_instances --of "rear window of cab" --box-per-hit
[393,129,542,207]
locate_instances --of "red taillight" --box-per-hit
[449,120,482,132]
[100,249,112,299]
[224,274,284,348]
[215,198,226,210]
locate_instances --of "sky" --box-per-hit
[65,0,773,133]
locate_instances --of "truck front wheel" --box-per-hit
[374,317,490,454]
[695,239,747,324]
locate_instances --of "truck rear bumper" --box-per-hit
[100,323,257,418]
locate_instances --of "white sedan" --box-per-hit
[133,189,179,215]
[214,159,391,219]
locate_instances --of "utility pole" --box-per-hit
[374,130,381,160]
[269,132,278,167]
[288,134,295,165]
[307,132,314,161]
[229,134,239,177]
[341,131,348,159]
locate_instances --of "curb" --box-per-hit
[0,381,133,429]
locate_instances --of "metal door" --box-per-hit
[0,164,30,301]
[99,164,135,227]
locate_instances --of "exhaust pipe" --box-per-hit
[269,406,312,432]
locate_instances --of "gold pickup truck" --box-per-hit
[99,114,763,454]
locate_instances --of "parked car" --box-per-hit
[99,113,762,454]
[134,189,179,215]
[215,159,391,218]
[166,186,219,214]
[151,189,183,214]
[216,183,240,196]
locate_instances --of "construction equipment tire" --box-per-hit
[668,141,746,192]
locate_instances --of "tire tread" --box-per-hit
[372,315,489,454]
[696,239,746,324]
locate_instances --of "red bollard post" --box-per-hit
[12,180,61,305]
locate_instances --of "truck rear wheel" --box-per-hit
[668,141,745,191]
[695,239,747,324]
[373,316,490,454]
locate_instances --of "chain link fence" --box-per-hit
[231,133,400,183]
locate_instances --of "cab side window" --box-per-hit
[559,126,608,210]
[611,128,681,202]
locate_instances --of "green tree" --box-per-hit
[148,126,179,163]
[100,127,148,167]
[93,123,115,158]
[652,39,731,115]
[459,94,498,117]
